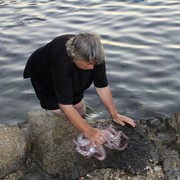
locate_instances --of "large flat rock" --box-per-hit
[27,109,158,180]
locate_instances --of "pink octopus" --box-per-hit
[73,125,129,161]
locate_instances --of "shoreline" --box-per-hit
[1,110,180,179]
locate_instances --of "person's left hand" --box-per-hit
[112,113,136,127]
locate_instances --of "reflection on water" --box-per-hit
[0,0,180,125]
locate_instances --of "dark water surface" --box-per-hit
[0,0,180,125]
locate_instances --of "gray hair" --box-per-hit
[66,32,105,65]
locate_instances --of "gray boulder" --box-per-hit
[26,109,158,180]
[0,124,26,178]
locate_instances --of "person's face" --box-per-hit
[74,59,94,70]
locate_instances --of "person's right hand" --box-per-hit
[84,127,107,147]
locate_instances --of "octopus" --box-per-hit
[73,125,129,161]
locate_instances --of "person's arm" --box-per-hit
[95,85,136,127]
[59,104,107,146]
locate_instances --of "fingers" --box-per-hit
[92,130,107,146]
[93,139,104,146]
[114,119,125,126]
[96,136,105,144]
[113,114,136,127]
[92,138,103,147]
[92,141,97,147]
[122,116,136,127]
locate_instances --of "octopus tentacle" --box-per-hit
[104,127,129,151]
[104,129,120,149]
[76,144,96,158]
[111,142,128,151]
[120,131,129,140]
[73,134,91,147]
[92,145,106,161]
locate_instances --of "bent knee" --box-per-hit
[74,100,86,116]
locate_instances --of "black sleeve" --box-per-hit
[93,62,108,88]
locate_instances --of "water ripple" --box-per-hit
[0,0,180,123]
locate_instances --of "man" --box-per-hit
[23,32,136,146]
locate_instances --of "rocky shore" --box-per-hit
[0,110,180,180]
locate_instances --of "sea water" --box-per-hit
[0,0,180,125]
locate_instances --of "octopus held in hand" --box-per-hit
[73,125,129,161]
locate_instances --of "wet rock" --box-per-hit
[139,112,180,180]
[83,165,164,180]
[0,124,26,178]
[163,149,180,180]
[25,109,158,180]
[9,109,178,180]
